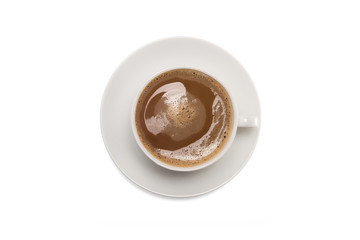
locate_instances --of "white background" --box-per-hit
[1,0,359,239]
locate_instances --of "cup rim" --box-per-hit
[131,66,239,172]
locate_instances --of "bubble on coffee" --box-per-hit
[135,69,232,168]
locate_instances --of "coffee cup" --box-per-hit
[131,67,258,172]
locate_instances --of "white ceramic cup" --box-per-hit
[131,67,258,172]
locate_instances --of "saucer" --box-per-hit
[100,37,261,197]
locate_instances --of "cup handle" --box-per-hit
[238,116,259,128]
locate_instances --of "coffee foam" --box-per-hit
[156,95,229,166]
[166,95,200,128]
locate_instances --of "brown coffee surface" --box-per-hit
[135,69,232,167]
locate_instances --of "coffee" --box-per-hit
[135,69,233,167]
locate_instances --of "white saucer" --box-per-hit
[100,37,261,197]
